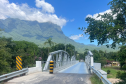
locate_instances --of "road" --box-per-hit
[6,62,91,84]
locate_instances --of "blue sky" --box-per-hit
[0,0,113,45]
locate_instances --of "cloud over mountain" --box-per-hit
[0,0,67,28]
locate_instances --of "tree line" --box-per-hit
[0,36,77,75]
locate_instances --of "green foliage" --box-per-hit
[117,45,126,69]
[79,0,126,49]
[76,53,85,60]
[44,37,56,54]
[114,80,126,84]
[38,47,48,61]
[115,73,126,84]
[11,41,39,67]
[88,49,118,67]
[116,71,121,78]
[44,38,55,47]
[99,57,107,67]
[66,44,75,57]
[116,71,126,83]
[107,70,111,74]
[122,64,126,70]
[0,37,43,74]
[91,49,100,62]
[119,73,126,81]
[51,43,65,51]
[0,37,12,75]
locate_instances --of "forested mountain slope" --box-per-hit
[0,18,120,53]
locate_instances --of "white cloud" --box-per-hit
[70,19,74,22]
[69,34,83,40]
[0,0,67,28]
[86,9,117,20]
[35,0,54,13]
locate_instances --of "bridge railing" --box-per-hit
[85,51,112,84]
[42,61,79,72]
[89,65,112,84]
[53,61,79,73]
[43,50,77,71]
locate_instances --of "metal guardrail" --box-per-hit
[0,68,28,82]
[89,65,112,84]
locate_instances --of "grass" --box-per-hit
[90,74,103,84]
[102,66,125,78]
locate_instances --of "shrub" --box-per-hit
[115,72,126,84]
[122,64,126,70]
[116,71,121,78]
[107,70,111,74]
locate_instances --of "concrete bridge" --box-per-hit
[1,50,111,84]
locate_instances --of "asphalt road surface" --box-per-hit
[6,62,91,84]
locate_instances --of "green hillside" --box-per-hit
[0,18,120,53]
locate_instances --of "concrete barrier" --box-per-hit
[28,61,42,74]
[94,63,101,70]
[28,67,42,74]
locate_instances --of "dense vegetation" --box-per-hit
[0,37,77,75]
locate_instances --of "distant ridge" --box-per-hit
[0,18,120,53]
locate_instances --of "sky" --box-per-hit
[0,0,114,45]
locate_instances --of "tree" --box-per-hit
[11,41,39,67]
[0,37,12,74]
[51,43,65,52]
[79,0,126,49]
[44,38,55,54]
[91,49,101,62]
[66,44,75,57]
[38,47,48,61]
[0,28,4,36]
[98,57,107,68]
[117,45,126,69]
[85,48,89,52]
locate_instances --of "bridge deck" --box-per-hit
[5,62,91,84]
[59,62,89,74]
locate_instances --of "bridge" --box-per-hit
[0,50,112,84]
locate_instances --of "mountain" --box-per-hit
[0,18,120,53]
